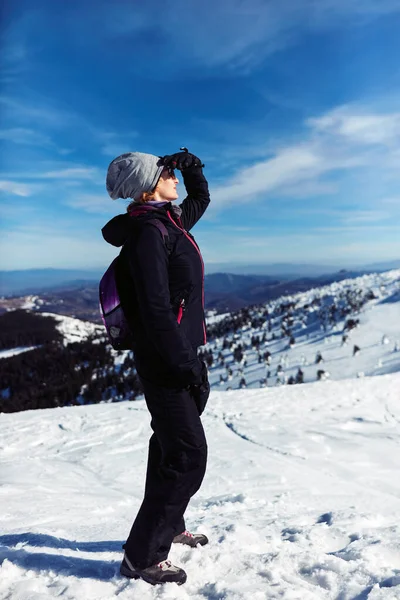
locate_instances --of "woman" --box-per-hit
[102,150,210,586]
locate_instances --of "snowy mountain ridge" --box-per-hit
[203,268,400,390]
[40,312,104,345]
[0,312,104,360]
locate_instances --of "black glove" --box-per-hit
[190,361,210,416]
[161,151,204,171]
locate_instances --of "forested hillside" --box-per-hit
[1,270,399,414]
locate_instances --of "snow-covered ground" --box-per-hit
[206,312,231,325]
[21,296,44,310]
[1,373,400,599]
[206,269,400,389]
[40,312,103,344]
[0,346,39,360]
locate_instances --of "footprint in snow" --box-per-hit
[316,512,333,526]
[203,493,246,509]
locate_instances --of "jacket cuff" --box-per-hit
[181,165,206,180]
[176,359,203,387]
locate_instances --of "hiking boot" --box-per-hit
[120,553,187,585]
[173,529,209,547]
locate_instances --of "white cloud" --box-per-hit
[210,142,355,207]
[275,181,338,199]
[341,210,392,224]
[0,127,53,146]
[211,145,325,204]
[380,197,400,206]
[65,194,117,214]
[308,109,400,146]
[0,23,27,82]
[0,96,75,126]
[0,127,72,154]
[102,144,135,158]
[39,167,100,180]
[3,167,101,181]
[0,180,32,197]
[96,130,139,157]
[99,0,400,74]
[0,96,131,155]
[209,104,400,210]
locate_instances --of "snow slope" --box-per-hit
[206,269,400,389]
[40,312,103,344]
[0,346,39,359]
[1,373,400,599]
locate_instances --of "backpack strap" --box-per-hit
[146,218,172,255]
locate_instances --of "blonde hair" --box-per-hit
[127,182,160,211]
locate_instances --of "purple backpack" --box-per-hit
[99,219,170,350]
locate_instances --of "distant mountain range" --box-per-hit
[205,270,374,311]
[205,260,400,277]
[0,269,102,296]
[1,260,399,296]
[1,267,399,320]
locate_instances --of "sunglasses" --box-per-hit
[165,166,176,178]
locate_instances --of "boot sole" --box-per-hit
[120,563,187,586]
[173,539,208,547]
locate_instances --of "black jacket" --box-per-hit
[102,166,210,388]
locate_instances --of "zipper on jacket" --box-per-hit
[166,212,207,344]
[177,298,185,324]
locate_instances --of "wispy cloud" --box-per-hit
[0,180,33,197]
[0,128,53,146]
[98,0,400,75]
[64,194,115,214]
[380,196,400,206]
[101,143,133,157]
[210,143,352,207]
[2,166,101,182]
[209,103,400,209]
[95,130,140,157]
[0,128,74,156]
[0,42,26,72]
[211,145,329,204]
[340,210,394,224]
[38,167,100,180]
[0,94,139,159]
[0,96,76,127]
[308,108,400,146]
[0,21,28,83]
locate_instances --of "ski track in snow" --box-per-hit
[1,374,400,599]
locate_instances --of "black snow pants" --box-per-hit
[123,375,208,569]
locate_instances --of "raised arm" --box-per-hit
[161,151,210,231]
[179,165,210,231]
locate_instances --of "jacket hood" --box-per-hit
[101,213,131,248]
[101,202,182,248]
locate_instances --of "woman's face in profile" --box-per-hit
[154,169,179,201]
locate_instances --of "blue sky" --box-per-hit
[1,0,400,271]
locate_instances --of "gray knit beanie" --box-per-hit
[106,152,164,200]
